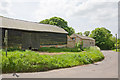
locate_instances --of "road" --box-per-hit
[2,50,118,78]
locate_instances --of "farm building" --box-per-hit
[0,16,68,50]
[67,34,95,48]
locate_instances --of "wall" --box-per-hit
[40,45,67,48]
[3,28,67,49]
[82,39,95,47]
[67,35,95,48]
[0,16,2,26]
[0,28,2,49]
[67,36,75,48]
[0,17,2,49]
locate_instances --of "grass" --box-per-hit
[2,46,104,73]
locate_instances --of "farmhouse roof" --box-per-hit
[0,16,67,34]
[70,34,95,40]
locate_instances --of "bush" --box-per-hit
[75,41,83,50]
[2,46,104,73]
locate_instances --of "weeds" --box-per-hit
[2,46,104,73]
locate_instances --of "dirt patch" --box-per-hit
[39,52,65,55]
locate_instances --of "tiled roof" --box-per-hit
[0,16,68,34]
[70,34,95,40]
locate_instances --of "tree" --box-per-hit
[90,27,114,50]
[65,27,75,35]
[77,32,83,36]
[40,17,75,35]
[84,31,90,36]
[117,39,120,49]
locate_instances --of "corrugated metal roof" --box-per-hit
[0,16,68,34]
[70,34,95,40]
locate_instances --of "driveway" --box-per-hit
[2,50,118,78]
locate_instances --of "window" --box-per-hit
[72,38,75,40]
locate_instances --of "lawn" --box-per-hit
[2,46,104,73]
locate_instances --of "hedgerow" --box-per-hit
[2,46,104,73]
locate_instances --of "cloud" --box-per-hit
[34,0,118,35]
[72,2,118,22]
[0,0,118,35]
[0,0,11,15]
[70,1,118,35]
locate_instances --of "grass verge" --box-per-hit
[2,46,104,73]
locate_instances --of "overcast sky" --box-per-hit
[0,0,119,36]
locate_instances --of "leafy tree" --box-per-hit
[117,39,120,49]
[77,32,83,36]
[40,19,49,24]
[40,17,75,35]
[84,31,90,36]
[65,27,75,35]
[90,27,114,50]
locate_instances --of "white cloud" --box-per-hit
[0,0,118,35]
[0,0,13,16]
[34,0,118,35]
[70,1,118,35]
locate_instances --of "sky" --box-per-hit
[0,0,119,36]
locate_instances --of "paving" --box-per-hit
[2,50,118,78]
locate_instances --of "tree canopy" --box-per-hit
[40,17,75,35]
[77,32,83,36]
[84,31,90,36]
[90,27,115,50]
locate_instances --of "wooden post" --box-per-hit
[4,30,8,57]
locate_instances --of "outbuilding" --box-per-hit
[67,34,95,48]
[0,16,68,49]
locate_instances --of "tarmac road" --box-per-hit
[2,50,118,78]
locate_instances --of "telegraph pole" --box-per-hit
[116,34,117,52]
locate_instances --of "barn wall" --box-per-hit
[5,29,67,49]
[0,17,2,49]
[0,28,2,49]
[8,29,22,48]
[1,28,5,48]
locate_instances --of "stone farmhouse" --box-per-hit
[67,34,95,48]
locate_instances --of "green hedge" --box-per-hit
[2,46,104,73]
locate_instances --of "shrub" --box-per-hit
[2,46,104,73]
[75,41,83,50]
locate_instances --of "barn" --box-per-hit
[0,16,68,50]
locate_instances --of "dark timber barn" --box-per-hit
[0,16,68,50]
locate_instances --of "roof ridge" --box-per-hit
[73,33,94,40]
